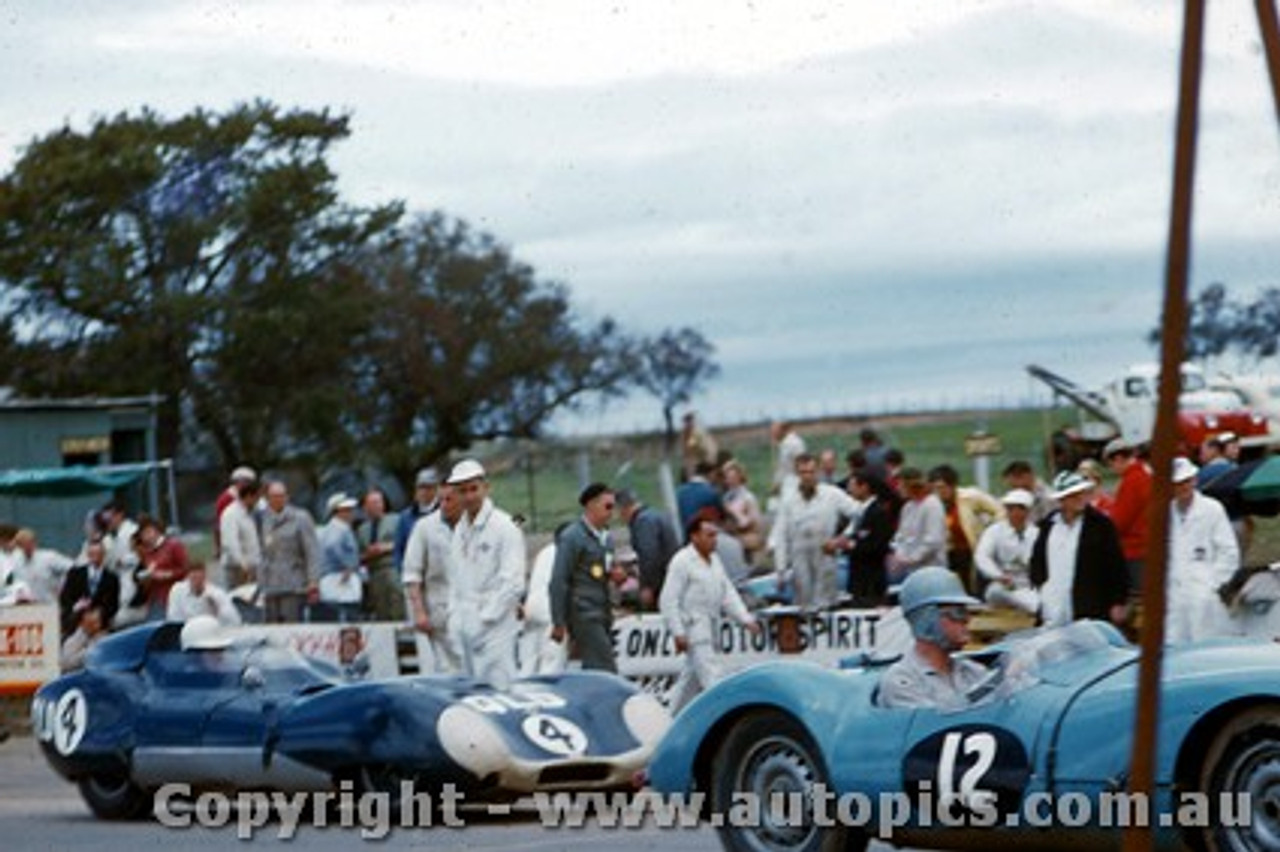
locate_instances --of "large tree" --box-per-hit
[635,327,721,456]
[1151,282,1280,365]
[345,212,639,484]
[0,101,400,467]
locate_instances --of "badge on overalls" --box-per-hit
[590,563,604,580]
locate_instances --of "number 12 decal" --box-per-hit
[903,724,1031,818]
[937,730,996,806]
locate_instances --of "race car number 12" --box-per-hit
[937,730,996,805]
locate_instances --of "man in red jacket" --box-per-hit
[1104,438,1152,598]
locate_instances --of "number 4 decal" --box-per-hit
[521,713,588,757]
[53,689,88,756]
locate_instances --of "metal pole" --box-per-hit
[165,460,180,536]
[1256,0,1280,129]
[146,394,161,521]
[1123,2,1204,851]
[524,449,538,533]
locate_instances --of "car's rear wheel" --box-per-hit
[77,770,150,820]
[356,763,417,809]
[1199,706,1280,852]
[711,711,867,852]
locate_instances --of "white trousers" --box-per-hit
[791,548,837,609]
[518,621,568,677]
[665,640,724,714]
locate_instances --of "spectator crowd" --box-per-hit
[0,417,1267,710]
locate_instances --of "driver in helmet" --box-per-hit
[180,614,233,652]
[878,566,986,709]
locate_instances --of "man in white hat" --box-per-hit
[1197,433,1237,486]
[214,465,258,559]
[973,489,1040,615]
[1030,471,1129,629]
[445,459,527,688]
[1168,457,1239,643]
[318,493,363,622]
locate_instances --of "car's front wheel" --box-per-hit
[78,770,151,820]
[1199,706,1280,852]
[711,711,867,852]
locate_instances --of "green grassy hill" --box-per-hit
[481,405,1280,566]
[486,406,1074,534]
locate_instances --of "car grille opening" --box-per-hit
[538,763,613,786]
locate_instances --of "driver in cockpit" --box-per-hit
[878,567,988,710]
[179,614,237,675]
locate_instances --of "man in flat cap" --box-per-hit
[393,467,441,581]
[549,482,619,672]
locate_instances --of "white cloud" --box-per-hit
[6,0,1280,431]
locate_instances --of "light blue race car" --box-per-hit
[647,620,1280,852]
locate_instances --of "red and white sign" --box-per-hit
[0,604,60,693]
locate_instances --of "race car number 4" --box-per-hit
[52,689,88,755]
[521,713,588,757]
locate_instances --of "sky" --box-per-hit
[4,1,1280,434]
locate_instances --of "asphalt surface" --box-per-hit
[1,734,919,851]
[0,732,716,851]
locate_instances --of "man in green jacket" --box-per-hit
[549,483,618,672]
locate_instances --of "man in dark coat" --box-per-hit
[59,539,120,636]
[550,483,618,672]
[617,489,679,610]
[838,470,896,606]
[1030,471,1129,628]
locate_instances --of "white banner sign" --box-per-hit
[0,603,60,692]
[237,622,401,680]
[612,606,911,679]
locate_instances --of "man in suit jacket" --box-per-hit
[550,483,618,672]
[1030,471,1129,629]
[59,540,120,636]
[837,470,896,607]
[358,488,404,621]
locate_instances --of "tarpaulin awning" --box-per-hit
[0,462,160,498]
[1242,456,1280,502]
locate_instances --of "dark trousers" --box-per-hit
[948,550,975,594]
[264,592,307,624]
[847,557,888,606]
[569,615,617,673]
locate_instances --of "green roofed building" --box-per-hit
[0,394,171,554]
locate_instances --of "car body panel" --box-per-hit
[648,621,1280,850]
[33,621,668,811]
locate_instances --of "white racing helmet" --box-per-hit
[180,614,233,651]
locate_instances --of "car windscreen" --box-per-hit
[983,621,1129,700]
[240,641,340,692]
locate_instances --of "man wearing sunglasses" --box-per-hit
[879,566,987,709]
[550,482,619,672]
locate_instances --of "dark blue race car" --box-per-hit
[32,621,669,819]
[648,620,1280,852]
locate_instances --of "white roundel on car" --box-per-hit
[522,713,588,757]
[53,688,88,755]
